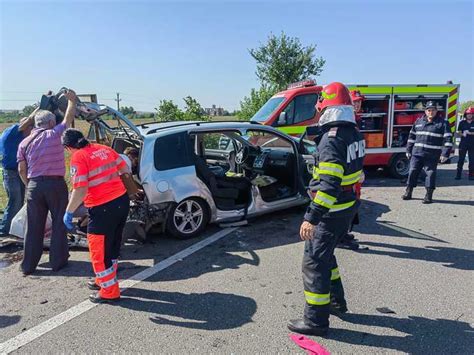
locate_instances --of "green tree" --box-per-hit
[460,100,474,113]
[249,32,325,90]
[22,105,36,116]
[120,106,135,116]
[154,100,183,121]
[183,96,209,121]
[237,85,277,121]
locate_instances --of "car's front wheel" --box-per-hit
[166,198,209,239]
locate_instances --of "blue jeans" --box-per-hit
[0,169,25,235]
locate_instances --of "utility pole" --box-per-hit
[115,92,122,112]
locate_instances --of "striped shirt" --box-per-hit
[17,123,66,178]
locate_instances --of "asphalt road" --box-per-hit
[1,164,473,354]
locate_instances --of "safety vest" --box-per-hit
[70,143,127,207]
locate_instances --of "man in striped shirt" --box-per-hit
[402,101,452,204]
[17,90,77,275]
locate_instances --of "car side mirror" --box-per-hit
[278,112,287,125]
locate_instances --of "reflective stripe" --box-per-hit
[277,126,307,135]
[88,158,121,178]
[341,170,362,185]
[415,131,443,138]
[414,143,442,150]
[443,133,452,137]
[331,267,341,281]
[73,175,88,184]
[329,200,356,212]
[318,161,344,174]
[96,265,115,278]
[304,291,330,305]
[448,105,457,114]
[101,277,118,289]
[448,93,458,103]
[314,191,337,209]
[444,143,453,147]
[89,171,120,187]
[316,168,343,179]
[407,139,415,143]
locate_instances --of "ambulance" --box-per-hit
[251,80,460,178]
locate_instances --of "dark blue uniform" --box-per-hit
[456,119,474,178]
[406,115,452,189]
[302,123,365,328]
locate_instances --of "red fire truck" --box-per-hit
[251,81,460,178]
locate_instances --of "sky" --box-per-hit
[0,0,473,112]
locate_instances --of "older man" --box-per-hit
[17,90,77,275]
[0,115,35,237]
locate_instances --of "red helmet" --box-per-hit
[350,90,365,102]
[316,82,352,112]
[464,106,474,117]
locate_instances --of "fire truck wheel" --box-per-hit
[388,153,410,179]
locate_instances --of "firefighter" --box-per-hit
[336,90,367,250]
[402,101,452,203]
[455,106,474,180]
[62,129,138,303]
[288,82,365,336]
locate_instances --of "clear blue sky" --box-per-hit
[1,0,472,112]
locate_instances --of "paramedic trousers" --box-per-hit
[302,211,355,328]
[21,177,69,274]
[457,145,474,176]
[407,155,439,189]
[87,193,129,299]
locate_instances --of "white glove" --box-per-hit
[406,153,411,159]
[463,130,468,137]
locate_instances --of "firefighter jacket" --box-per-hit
[457,120,474,149]
[406,115,452,158]
[304,123,365,225]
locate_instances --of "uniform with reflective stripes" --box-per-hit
[406,115,451,190]
[406,115,452,159]
[69,143,130,300]
[456,119,474,177]
[301,122,363,328]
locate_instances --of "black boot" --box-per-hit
[87,280,100,291]
[402,187,413,200]
[422,188,434,204]
[287,319,329,336]
[455,170,461,180]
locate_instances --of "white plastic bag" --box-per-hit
[9,204,52,242]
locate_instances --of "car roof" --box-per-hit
[137,120,282,137]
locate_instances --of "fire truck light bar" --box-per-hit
[287,79,316,89]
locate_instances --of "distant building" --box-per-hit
[205,105,225,116]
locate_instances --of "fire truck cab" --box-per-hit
[251,81,460,178]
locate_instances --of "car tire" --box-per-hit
[166,198,209,239]
[388,153,410,179]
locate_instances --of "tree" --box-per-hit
[249,32,325,90]
[183,96,209,121]
[237,85,277,121]
[120,106,135,116]
[22,105,36,116]
[460,100,474,113]
[154,100,183,121]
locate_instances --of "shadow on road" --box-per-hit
[118,288,256,330]
[329,312,474,354]
[358,241,474,270]
[0,315,21,329]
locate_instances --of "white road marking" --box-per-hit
[0,227,238,354]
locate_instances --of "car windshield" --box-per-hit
[250,96,286,122]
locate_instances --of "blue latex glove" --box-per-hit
[63,212,74,230]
